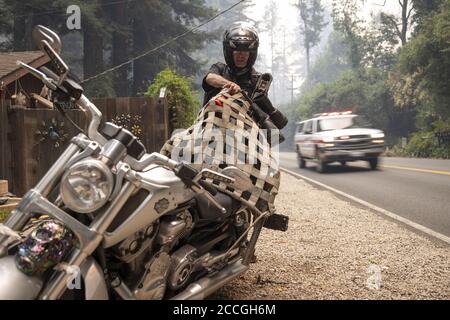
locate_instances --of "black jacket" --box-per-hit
[202,62,260,105]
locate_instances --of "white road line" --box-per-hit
[280,167,450,246]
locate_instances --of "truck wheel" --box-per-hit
[316,160,327,173]
[297,152,306,168]
[369,158,379,170]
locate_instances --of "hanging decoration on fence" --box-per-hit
[111,114,144,141]
[35,118,69,148]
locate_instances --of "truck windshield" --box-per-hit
[318,116,370,131]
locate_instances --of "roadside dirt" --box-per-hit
[214,172,450,300]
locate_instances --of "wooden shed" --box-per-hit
[0,51,51,109]
[0,51,169,196]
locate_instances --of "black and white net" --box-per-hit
[161,91,281,213]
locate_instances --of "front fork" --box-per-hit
[0,137,83,256]
[0,133,137,300]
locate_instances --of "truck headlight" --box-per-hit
[371,132,384,139]
[60,158,114,213]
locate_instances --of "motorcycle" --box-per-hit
[0,26,288,300]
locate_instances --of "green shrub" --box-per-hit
[145,68,199,132]
[389,131,450,158]
[0,210,8,223]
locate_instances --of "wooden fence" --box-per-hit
[0,96,169,196]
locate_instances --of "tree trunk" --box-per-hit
[83,21,104,79]
[112,1,129,97]
[132,18,146,95]
[400,0,409,46]
[13,14,26,51]
[305,43,310,77]
[301,5,310,77]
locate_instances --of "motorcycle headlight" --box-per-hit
[60,158,114,213]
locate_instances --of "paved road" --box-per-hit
[279,152,450,237]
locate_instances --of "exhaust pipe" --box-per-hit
[170,259,248,300]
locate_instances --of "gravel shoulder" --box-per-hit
[214,172,450,300]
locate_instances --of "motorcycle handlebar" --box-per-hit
[17,61,57,91]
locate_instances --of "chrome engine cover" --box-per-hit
[133,252,171,300]
[112,222,158,263]
[168,245,198,291]
[157,210,194,248]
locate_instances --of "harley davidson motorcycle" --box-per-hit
[0,26,288,300]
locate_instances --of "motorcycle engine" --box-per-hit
[112,222,158,264]
[128,209,195,299]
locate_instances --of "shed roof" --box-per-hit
[0,51,50,86]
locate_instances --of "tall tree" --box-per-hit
[2,0,72,51]
[410,0,444,31]
[295,0,327,76]
[331,0,366,71]
[104,0,130,96]
[379,0,413,46]
[127,0,216,95]
[389,0,450,119]
[78,0,115,97]
[260,0,279,103]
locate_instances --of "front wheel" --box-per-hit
[297,152,306,168]
[368,158,379,170]
[316,159,327,173]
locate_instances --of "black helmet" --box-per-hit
[223,23,259,76]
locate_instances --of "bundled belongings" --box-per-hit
[161,90,282,213]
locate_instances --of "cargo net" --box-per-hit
[161,91,281,213]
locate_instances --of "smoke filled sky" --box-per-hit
[238,0,402,101]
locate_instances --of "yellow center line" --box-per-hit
[381,164,450,176]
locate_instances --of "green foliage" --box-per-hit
[0,210,8,222]
[0,0,217,97]
[387,0,450,159]
[391,0,450,120]
[411,0,445,31]
[294,0,449,157]
[296,67,416,145]
[331,0,399,72]
[128,0,216,94]
[390,127,450,159]
[331,0,366,70]
[145,69,199,131]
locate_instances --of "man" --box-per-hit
[161,24,281,214]
[202,23,260,105]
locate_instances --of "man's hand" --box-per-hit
[205,73,241,95]
[222,81,241,95]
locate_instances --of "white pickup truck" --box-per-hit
[294,112,385,173]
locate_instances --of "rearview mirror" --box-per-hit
[32,25,61,54]
[32,25,69,79]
